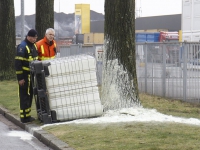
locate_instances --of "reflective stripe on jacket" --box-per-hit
[15,39,38,81]
[36,37,56,61]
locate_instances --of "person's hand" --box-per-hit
[19,79,25,86]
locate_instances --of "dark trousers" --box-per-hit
[19,74,33,121]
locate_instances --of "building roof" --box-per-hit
[90,14,182,33]
[135,14,181,31]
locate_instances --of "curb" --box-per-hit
[0,107,74,150]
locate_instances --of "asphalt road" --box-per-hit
[0,114,52,150]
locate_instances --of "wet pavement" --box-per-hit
[0,107,74,150]
[0,114,52,150]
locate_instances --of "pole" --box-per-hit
[58,0,60,39]
[21,0,25,41]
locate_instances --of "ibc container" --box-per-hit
[136,32,160,42]
[146,32,160,42]
[146,33,155,42]
[153,32,160,42]
[135,33,147,42]
[31,55,103,123]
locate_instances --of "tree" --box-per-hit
[35,0,54,40]
[0,0,16,80]
[102,0,140,110]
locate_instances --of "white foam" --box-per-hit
[7,131,33,140]
[39,107,200,129]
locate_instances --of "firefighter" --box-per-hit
[36,28,57,61]
[15,29,38,123]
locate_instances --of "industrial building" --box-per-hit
[90,14,182,33]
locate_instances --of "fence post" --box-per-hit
[144,43,147,93]
[162,43,166,97]
[182,42,187,101]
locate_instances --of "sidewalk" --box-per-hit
[0,107,74,150]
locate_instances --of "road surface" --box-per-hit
[0,114,52,150]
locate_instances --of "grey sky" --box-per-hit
[14,0,182,17]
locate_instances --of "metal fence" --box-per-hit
[4,42,199,103]
[58,44,104,85]
[136,42,200,104]
[59,42,200,104]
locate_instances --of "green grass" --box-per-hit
[45,122,200,150]
[1,80,200,150]
[0,80,38,119]
[140,93,200,119]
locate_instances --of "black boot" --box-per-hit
[20,117,35,123]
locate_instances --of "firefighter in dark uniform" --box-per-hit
[15,29,38,123]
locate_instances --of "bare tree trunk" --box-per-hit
[0,0,16,80]
[35,0,54,40]
[102,0,140,110]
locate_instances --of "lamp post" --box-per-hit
[21,0,25,41]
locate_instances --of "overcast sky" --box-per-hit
[14,0,182,17]
[137,0,182,17]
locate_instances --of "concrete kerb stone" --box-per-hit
[0,107,74,150]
